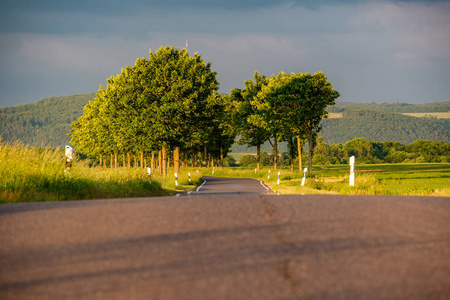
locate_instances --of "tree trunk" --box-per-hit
[297,135,302,172]
[162,147,167,178]
[193,152,198,168]
[110,154,113,169]
[273,138,278,170]
[127,153,131,168]
[256,145,261,171]
[203,145,207,168]
[308,134,313,173]
[159,150,162,174]
[140,151,144,168]
[220,147,224,170]
[123,153,126,168]
[103,155,107,169]
[99,154,102,168]
[134,155,137,168]
[151,152,155,172]
[174,147,180,174]
[114,152,118,168]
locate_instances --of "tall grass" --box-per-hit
[0,142,203,203]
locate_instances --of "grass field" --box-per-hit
[204,164,450,196]
[0,142,203,203]
[326,112,450,119]
[402,112,450,119]
[327,112,343,118]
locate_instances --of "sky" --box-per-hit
[0,0,449,107]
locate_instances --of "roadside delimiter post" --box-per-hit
[65,145,73,169]
[301,167,308,186]
[349,156,355,187]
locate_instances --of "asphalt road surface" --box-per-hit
[1,176,449,299]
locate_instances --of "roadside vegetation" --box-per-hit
[205,164,450,197]
[0,141,202,203]
[1,141,448,203]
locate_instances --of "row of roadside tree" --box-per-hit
[69,46,340,176]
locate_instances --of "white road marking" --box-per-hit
[260,180,270,190]
[196,180,207,192]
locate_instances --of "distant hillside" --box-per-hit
[320,110,449,145]
[0,94,449,149]
[329,101,450,113]
[0,93,94,148]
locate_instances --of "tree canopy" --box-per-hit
[69,46,231,175]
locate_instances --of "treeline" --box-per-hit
[0,93,94,147]
[320,110,449,145]
[314,138,450,164]
[238,138,450,166]
[328,101,450,113]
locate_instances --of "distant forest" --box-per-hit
[0,94,449,149]
[0,93,95,147]
[328,101,450,113]
[320,110,449,145]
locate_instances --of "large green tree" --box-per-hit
[230,72,271,170]
[70,46,219,176]
[259,71,340,172]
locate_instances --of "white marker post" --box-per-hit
[277,171,281,185]
[268,170,271,180]
[212,166,215,175]
[147,167,151,183]
[349,156,355,187]
[255,168,257,174]
[301,167,308,186]
[65,145,73,171]
[175,173,178,187]
[188,172,191,183]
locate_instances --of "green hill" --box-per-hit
[329,101,450,113]
[320,110,449,145]
[0,93,94,148]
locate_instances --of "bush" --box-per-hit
[223,156,237,167]
[239,155,257,166]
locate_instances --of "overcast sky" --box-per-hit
[1,0,449,107]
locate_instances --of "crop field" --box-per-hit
[326,112,343,118]
[402,112,450,119]
[326,112,450,119]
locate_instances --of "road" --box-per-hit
[1,176,449,299]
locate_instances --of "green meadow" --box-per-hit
[205,164,450,197]
[0,142,202,203]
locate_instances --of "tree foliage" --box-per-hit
[69,46,234,174]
